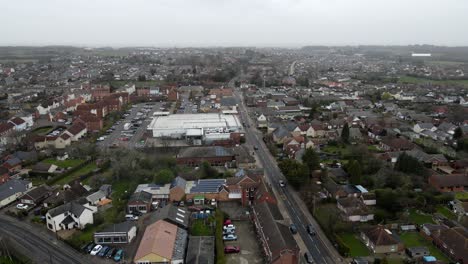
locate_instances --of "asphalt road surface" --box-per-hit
[0,214,95,264]
[98,102,162,149]
[234,90,343,264]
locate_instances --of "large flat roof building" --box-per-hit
[147,113,242,142]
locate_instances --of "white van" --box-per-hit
[125,214,139,221]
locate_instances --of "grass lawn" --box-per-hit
[43,158,84,169]
[367,145,381,152]
[32,126,53,134]
[408,209,435,225]
[191,219,214,236]
[54,163,97,185]
[435,205,457,220]
[400,232,450,262]
[455,192,468,200]
[338,233,370,257]
[322,145,351,157]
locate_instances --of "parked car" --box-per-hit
[223,234,237,241]
[106,248,116,258]
[16,204,29,210]
[224,219,232,226]
[306,225,316,236]
[223,230,235,235]
[97,246,110,257]
[113,249,124,262]
[90,245,103,256]
[82,242,95,253]
[223,224,236,230]
[304,252,314,263]
[289,224,297,234]
[224,246,240,254]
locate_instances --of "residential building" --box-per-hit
[46,201,95,232]
[176,146,235,167]
[361,226,404,254]
[127,191,153,214]
[428,174,468,192]
[0,179,32,207]
[432,227,468,264]
[252,199,299,264]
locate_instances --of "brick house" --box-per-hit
[169,176,187,202]
[91,86,111,101]
[75,115,103,132]
[380,137,415,152]
[431,227,468,263]
[252,198,299,264]
[428,174,468,192]
[127,191,152,214]
[361,226,404,254]
[185,179,229,203]
[176,146,236,167]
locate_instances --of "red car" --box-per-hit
[224,219,232,226]
[224,246,240,254]
[119,137,129,141]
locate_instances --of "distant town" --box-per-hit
[0,45,467,264]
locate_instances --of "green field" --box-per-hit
[455,192,468,200]
[435,205,457,220]
[32,126,53,134]
[337,233,370,257]
[400,232,450,262]
[54,163,97,185]
[399,75,468,87]
[408,209,435,225]
[43,158,84,169]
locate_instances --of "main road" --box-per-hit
[0,214,96,264]
[233,88,344,264]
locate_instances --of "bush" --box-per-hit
[334,234,350,257]
[215,209,226,264]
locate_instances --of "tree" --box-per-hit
[154,169,174,184]
[341,123,350,144]
[394,153,427,175]
[198,161,219,179]
[347,160,362,185]
[138,75,146,82]
[302,148,320,171]
[453,127,463,139]
[278,159,309,189]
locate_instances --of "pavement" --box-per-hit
[234,89,344,264]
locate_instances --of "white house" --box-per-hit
[36,101,60,115]
[46,201,95,232]
[413,123,437,134]
[0,179,32,207]
[8,117,27,131]
[257,114,267,128]
[337,197,374,222]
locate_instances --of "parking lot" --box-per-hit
[225,220,263,264]
[97,102,166,149]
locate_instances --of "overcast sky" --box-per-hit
[1,0,467,47]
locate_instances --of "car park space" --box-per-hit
[224,220,263,264]
[98,102,162,149]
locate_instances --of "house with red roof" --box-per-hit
[8,117,27,131]
[0,122,14,146]
[75,115,103,132]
